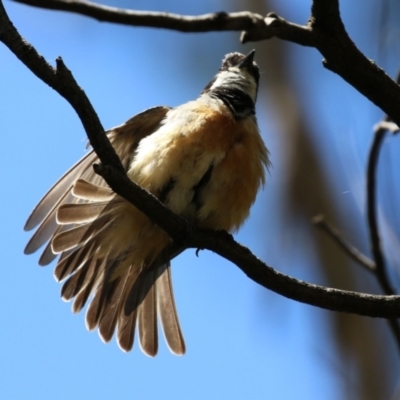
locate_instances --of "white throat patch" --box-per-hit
[210,68,258,103]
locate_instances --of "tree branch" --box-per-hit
[268,2,400,127]
[367,124,394,294]
[312,215,375,272]
[242,13,315,46]
[13,0,272,40]
[365,102,400,350]
[186,227,400,319]
[365,69,400,296]
[4,0,400,319]
[310,0,341,27]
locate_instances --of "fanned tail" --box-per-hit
[41,176,185,355]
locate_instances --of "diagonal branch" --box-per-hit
[268,1,400,127]
[312,215,375,272]
[3,0,400,318]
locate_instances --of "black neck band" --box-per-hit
[211,87,255,119]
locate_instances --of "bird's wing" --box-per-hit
[24,105,171,250]
[24,105,186,355]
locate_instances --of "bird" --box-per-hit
[24,50,270,356]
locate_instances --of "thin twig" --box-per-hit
[13,0,273,40]
[12,0,317,47]
[366,112,400,351]
[367,125,393,293]
[312,215,375,272]
[366,67,400,295]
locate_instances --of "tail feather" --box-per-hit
[72,266,100,314]
[54,242,96,282]
[138,270,158,357]
[157,267,186,355]
[117,307,137,352]
[61,257,97,301]
[56,244,76,264]
[85,262,108,331]
[98,278,124,343]
[98,265,136,343]
[58,248,88,287]
[85,254,124,332]
[115,265,144,353]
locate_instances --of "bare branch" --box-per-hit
[365,85,400,349]
[312,215,375,272]
[367,125,394,294]
[186,227,400,319]
[242,13,315,46]
[10,0,317,47]
[271,6,400,127]
[11,0,315,46]
[366,68,400,296]
[374,121,400,134]
[13,0,272,40]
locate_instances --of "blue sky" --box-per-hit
[1,0,400,399]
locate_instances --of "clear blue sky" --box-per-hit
[1,0,399,399]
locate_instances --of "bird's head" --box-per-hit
[203,50,259,102]
[202,50,260,118]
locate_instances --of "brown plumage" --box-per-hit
[24,51,269,356]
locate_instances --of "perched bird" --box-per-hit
[24,50,270,356]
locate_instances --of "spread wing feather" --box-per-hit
[24,152,97,232]
[51,213,113,254]
[26,106,186,355]
[72,180,114,201]
[24,191,74,255]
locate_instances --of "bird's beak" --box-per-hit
[238,50,256,69]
